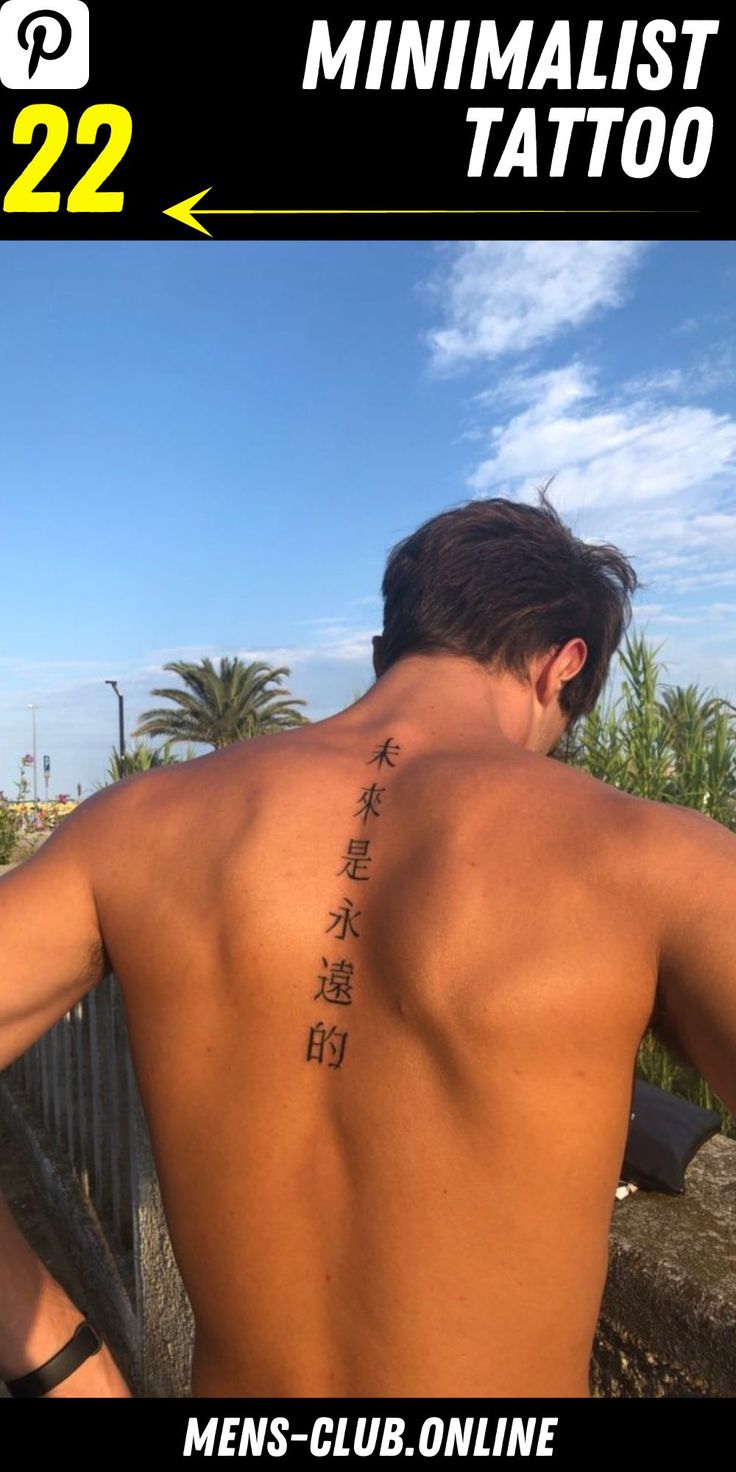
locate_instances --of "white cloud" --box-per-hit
[426,240,647,370]
[239,630,375,665]
[0,656,112,686]
[666,571,736,592]
[643,613,700,626]
[626,342,736,401]
[467,363,736,512]
[620,508,736,559]
[623,368,686,397]
[632,603,665,620]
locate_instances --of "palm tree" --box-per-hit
[132,656,309,750]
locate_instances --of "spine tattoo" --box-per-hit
[306,737,401,1070]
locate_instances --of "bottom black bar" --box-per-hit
[1,1395,725,1463]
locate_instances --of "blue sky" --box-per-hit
[1,239,734,795]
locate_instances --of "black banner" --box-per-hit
[0,1396,728,1460]
[0,4,730,240]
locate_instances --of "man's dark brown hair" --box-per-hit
[380,487,639,723]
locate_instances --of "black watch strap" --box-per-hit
[5,1317,102,1398]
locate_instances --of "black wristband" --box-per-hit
[5,1316,103,1398]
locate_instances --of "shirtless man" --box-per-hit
[1,492,735,1399]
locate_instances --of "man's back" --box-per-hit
[5,502,736,1401]
[88,709,661,1398]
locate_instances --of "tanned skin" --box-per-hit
[1,638,735,1397]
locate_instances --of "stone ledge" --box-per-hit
[592,1133,736,1396]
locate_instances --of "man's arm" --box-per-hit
[0,798,109,1072]
[0,794,131,1394]
[650,802,736,1120]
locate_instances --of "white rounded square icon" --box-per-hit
[0,0,89,89]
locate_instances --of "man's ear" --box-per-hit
[535,638,588,705]
[372,635,385,677]
[557,637,588,690]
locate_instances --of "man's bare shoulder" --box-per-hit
[498,755,730,883]
[78,739,287,818]
[623,792,736,896]
[63,736,307,873]
[573,768,736,864]
[478,749,653,830]
[530,754,727,841]
[33,749,224,880]
[553,770,736,921]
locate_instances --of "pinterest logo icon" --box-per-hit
[0,0,89,88]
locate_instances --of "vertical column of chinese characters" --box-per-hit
[306,737,401,1071]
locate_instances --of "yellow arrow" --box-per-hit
[163,188,642,238]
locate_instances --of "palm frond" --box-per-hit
[132,656,310,748]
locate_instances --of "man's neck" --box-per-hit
[333,654,538,753]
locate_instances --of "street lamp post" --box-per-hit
[105,680,125,761]
[27,704,38,802]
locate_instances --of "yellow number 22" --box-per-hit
[4,104,132,213]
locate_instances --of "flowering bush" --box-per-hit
[0,769,78,864]
[0,804,21,864]
[6,800,77,830]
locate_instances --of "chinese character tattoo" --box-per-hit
[337,838,372,881]
[306,1021,349,1069]
[326,896,361,941]
[354,783,385,824]
[368,737,401,770]
[305,738,402,1070]
[314,957,354,1006]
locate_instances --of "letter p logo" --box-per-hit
[0,0,88,88]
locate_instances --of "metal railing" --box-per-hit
[1,969,194,1394]
[4,973,142,1311]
